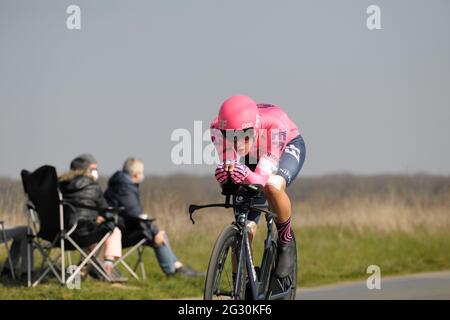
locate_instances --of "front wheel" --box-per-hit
[204,225,247,300]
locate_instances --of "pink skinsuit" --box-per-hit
[210,104,300,186]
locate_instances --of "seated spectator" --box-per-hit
[104,157,202,277]
[59,154,126,282]
[0,225,33,279]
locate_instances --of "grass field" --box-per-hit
[1,173,449,299]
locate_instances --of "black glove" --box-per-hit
[103,211,119,224]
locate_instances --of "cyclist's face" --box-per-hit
[237,135,254,156]
[221,128,255,156]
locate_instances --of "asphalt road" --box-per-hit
[296,271,450,300]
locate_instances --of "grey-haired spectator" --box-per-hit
[104,157,202,277]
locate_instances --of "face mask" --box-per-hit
[137,173,145,184]
[91,169,99,181]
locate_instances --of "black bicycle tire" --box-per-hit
[204,225,247,300]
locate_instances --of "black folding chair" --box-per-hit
[21,165,116,287]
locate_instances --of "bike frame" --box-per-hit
[189,184,282,300]
[233,201,277,300]
[234,203,295,300]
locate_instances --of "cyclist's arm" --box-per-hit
[244,170,269,185]
[243,154,279,186]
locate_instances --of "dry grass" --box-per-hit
[1,173,450,298]
[295,196,450,233]
[0,178,27,226]
[139,173,450,237]
[1,173,449,236]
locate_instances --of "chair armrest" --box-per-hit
[61,200,80,232]
[25,200,36,210]
[65,220,79,237]
[103,206,126,214]
[126,214,156,223]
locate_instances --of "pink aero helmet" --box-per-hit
[217,95,260,130]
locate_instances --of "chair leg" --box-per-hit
[32,267,51,287]
[32,247,47,286]
[135,246,146,280]
[140,262,146,281]
[32,245,63,287]
[113,238,147,281]
[139,247,146,281]
[60,236,65,284]
[27,238,32,287]
[32,242,62,285]
[119,260,140,280]
[67,251,72,267]
[27,214,33,287]
[0,222,16,280]
[65,233,112,284]
[113,239,146,268]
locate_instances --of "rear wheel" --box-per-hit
[204,225,247,300]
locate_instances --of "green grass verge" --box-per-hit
[298,227,450,287]
[1,227,450,299]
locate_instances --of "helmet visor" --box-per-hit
[220,128,255,142]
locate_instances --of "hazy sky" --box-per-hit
[1,0,449,178]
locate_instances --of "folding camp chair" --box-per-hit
[114,237,147,280]
[0,221,16,279]
[113,218,155,281]
[21,165,118,287]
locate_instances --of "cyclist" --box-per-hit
[210,95,306,278]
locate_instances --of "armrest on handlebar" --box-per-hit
[222,182,264,197]
[236,184,264,197]
[137,214,156,223]
[221,181,264,197]
[189,183,266,225]
[221,181,240,196]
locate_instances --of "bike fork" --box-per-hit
[234,233,246,299]
[235,228,263,300]
[260,217,277,297]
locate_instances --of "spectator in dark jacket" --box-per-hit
[59,154,125,282]
[104,157,202,277]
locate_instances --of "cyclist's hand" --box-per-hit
[230,163,249,184]
[224,163,235,172]
[215,163,230,184]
